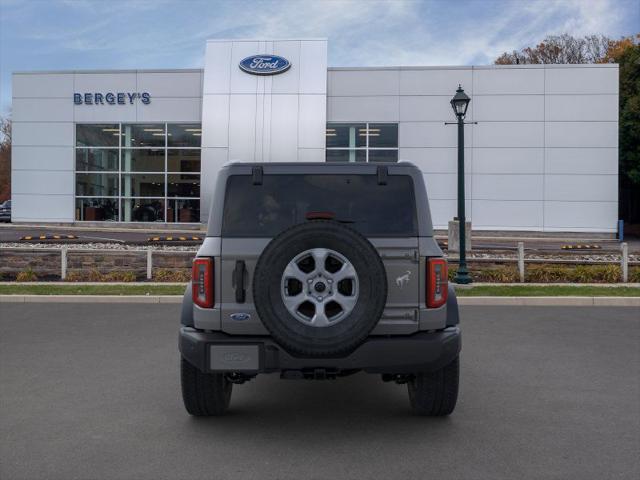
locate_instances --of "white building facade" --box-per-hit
[11,39,619,232]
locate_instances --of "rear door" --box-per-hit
[219,171,420,335]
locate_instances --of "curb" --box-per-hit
[1,295,639,306]
[0,295,182,304]
[455,283,640,288]
[3,282,637,287]
[0,281,187,286]
[457,296,640,306]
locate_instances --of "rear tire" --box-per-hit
[407,356,459,416]
[181,357,232,416]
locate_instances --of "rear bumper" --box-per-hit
[179,326,461,375]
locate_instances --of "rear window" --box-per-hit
[222,174,417,237]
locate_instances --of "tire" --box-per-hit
[253,220,387,357]
[407,356,459,416]
[180,357,232,416]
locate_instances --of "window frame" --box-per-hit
[325,122,399,163]
[74,122,202,223]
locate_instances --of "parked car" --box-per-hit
[0,200,11,222]
[179,162,461,416]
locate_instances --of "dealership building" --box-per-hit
[11,39,619,232]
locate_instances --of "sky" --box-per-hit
[0,0,638,115]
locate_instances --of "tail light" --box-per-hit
[427,258,448,308]
[192,257,214,308]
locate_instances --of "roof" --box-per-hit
[224,161,413,167]
[220,161,422,176]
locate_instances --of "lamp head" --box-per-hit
[450,84,470,119]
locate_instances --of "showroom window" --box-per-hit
[325,123,398,162]
[75,123,201,222]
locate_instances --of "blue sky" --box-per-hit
[1,0,638,115]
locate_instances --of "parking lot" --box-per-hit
[1,303,638,480]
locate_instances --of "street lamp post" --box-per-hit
[449,85,472,284]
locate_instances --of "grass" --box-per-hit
[0,284,186,296]
[1,283,639,297]
[455,285,640,297]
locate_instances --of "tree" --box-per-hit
[495,34,610,64]
[606,35,640,225]
[603,35,640,186]
[0,116,10,202]
[495,34,640,225]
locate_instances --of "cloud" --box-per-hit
[4,0,634,64]
[333,0,631,66]
[0,0,637,114]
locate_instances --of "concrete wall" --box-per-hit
[11,69,203,222]
[327,64,619,232]
[200,39,327,221]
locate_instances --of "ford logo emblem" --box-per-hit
[230,312,251,321]
[239,55,291,75]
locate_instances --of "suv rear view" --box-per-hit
[180,162,460,416]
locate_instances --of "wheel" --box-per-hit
[252,220,387,357]
[407,357,460,416]
[180,357,232,416]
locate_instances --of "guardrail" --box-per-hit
[446,242,637,283]
[0,242,637,282]
[0,246,197,280]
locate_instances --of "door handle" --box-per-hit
[232,260,246,303]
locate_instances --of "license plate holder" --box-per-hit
[209,344,260,372]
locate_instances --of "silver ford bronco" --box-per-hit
[179,162,461,416]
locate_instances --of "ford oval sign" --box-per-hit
[239,55,291,75]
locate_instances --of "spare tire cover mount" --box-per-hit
[252,220,387,357]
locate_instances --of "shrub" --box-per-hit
[526,264,621,283]
[572,264,620,283]
[447,262,629,283]
[153,268,191,282]
[64,271,86,282]
[86,269,105,282]
[16,268,38,282]
[477,266,519,283]
[60,270,139,282]
[448,264,519,283]
[525,264,568,282]
[104,271,137,282]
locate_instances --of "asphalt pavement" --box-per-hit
[1,304,638,480]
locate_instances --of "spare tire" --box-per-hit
[253,220,387,357]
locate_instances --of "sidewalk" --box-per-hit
[1,295,639,306]
[1,280,640,307]
[0,294,640,308]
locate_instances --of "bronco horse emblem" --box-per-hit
[396,270,411,288]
